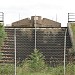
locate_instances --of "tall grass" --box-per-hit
[0,63,74,75]
[17,63,75,75]
[0,64,15,75]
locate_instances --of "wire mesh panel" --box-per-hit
[36,28,74,75]
[16,28,35,75]
[0,27,74,75]
[16,28,35,64]
[0,28,15,75]
[36,28,65,66]
[15,27,74,75]
[66,28,75,75]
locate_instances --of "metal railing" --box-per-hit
[68,13,75,22]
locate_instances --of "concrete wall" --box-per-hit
[12,18,32,27]
[41,18,61,27]
[1,27,72,64]
[68,23,75,52]
[12,16,61,27]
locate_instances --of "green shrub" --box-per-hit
[28,49,47,72]
[17,49,48,75]
[18,49,47,72]
[0,24,6,47]
[0,23,6,60]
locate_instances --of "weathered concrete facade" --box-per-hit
[0,16,73,65]
[12,16,61,27]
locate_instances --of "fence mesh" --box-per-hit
[0,28,75,75]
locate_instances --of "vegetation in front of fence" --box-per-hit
[16,49,75,75]
[0,23,7,59]
[0,49,74,75]
[0,24,13,74]
[71,24,75,35]
[17,49,48,73]
[0,63,74,75]
[0,64,15,75]
[66,63,75,75]
[0,23,6,48]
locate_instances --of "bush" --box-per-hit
[0,23,6,59]
[0,23,6,47]
[17,49,48,75]
[18,49,47,72]
[28,49,47,72]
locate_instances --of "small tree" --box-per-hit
[28,49,46,72]
[21,49,47,72]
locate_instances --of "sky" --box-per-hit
[0,0,75,27]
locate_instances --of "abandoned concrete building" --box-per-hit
[0,16,73,66]
[12,16,61,27]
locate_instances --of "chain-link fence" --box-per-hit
[0,27,75,75]
[0,28,15,75]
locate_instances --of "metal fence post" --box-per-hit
[34,15,37,50]
[64,29,67,75]
[14,28,16,75]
